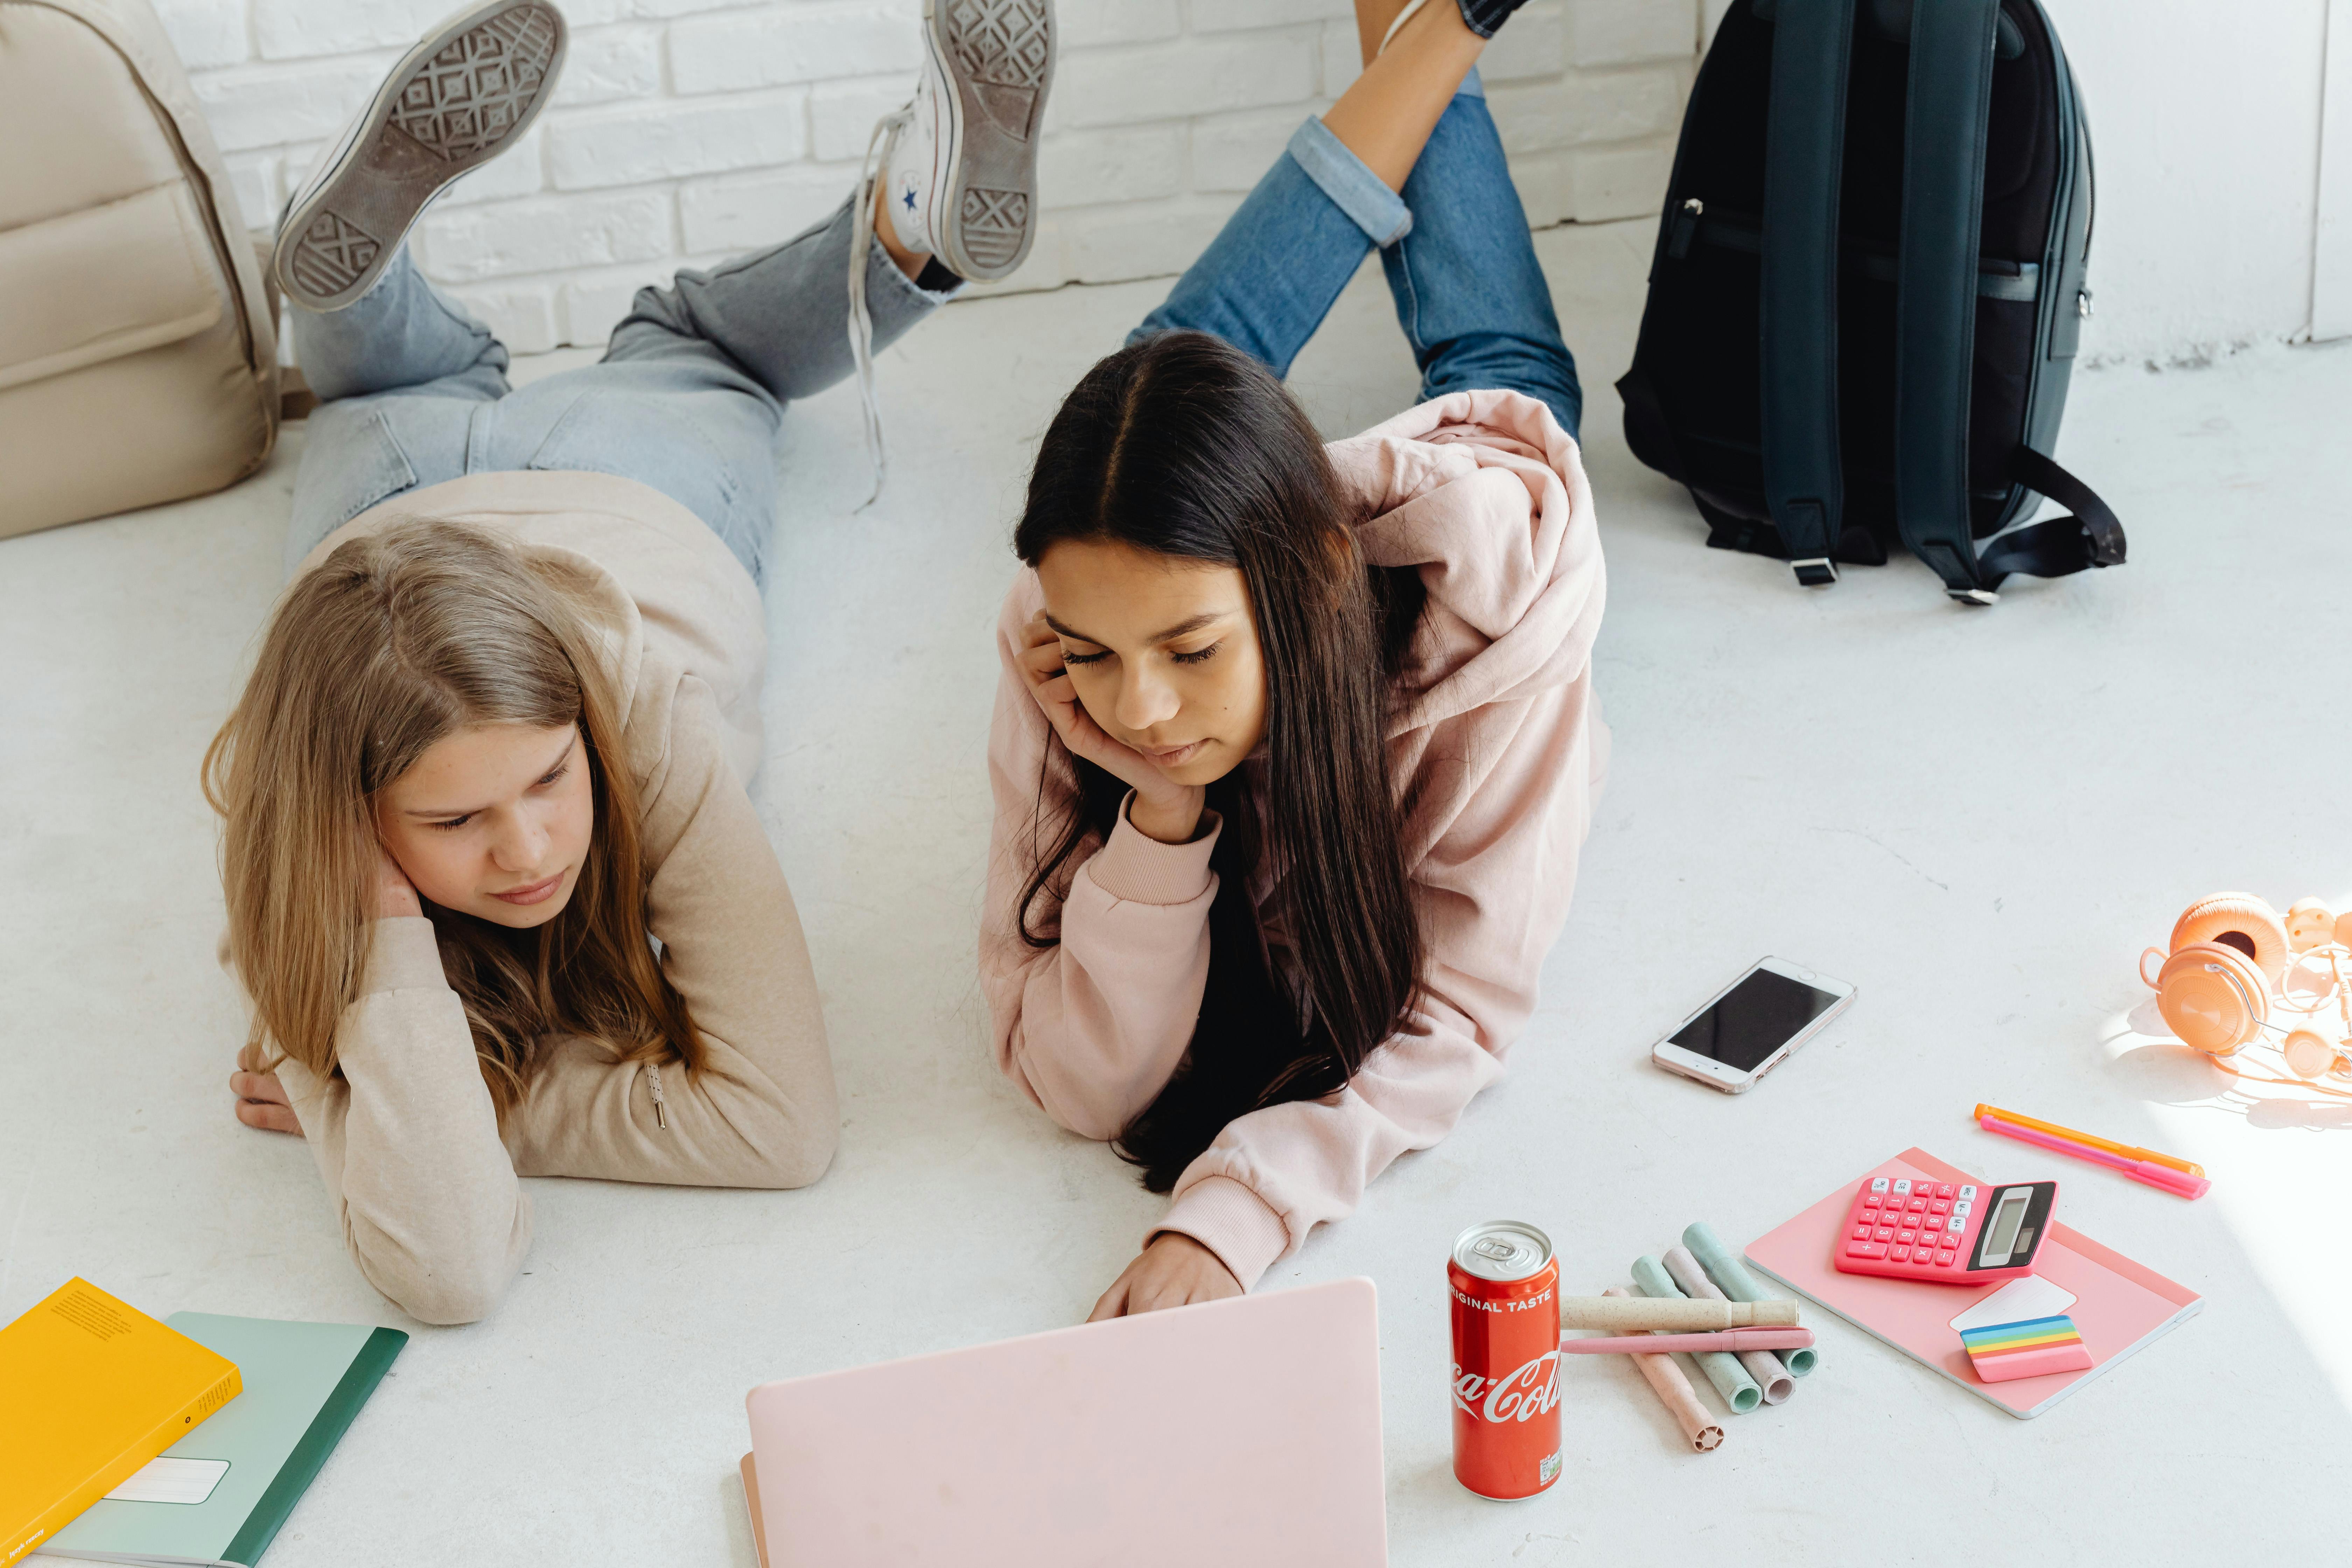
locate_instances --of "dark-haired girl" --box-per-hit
[982,0,1605,1318]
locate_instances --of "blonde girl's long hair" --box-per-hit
[203,517,706,1113]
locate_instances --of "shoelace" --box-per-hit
[1379,0,1434,52]
[847,104,915,511]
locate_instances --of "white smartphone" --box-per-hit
[1650,957,1855,1094]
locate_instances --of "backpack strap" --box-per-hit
[1975,446,2127,585]
[1891,0,2004,601]
[1758,0,1860,588]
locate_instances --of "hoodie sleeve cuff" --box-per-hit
[1153,1175,1291,1292]
[362,917,450,995]
[1082,792,1223,905]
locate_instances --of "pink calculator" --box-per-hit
[1831,1175,2058,1285]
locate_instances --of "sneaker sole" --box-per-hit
[275,0,565,311]
[929,0,1054,282]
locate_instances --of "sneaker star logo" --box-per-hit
[902,186,918,213]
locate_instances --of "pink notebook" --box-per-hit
[1744,1148,2203,1418]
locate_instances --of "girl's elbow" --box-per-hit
[743,1112,838,1189]
[362,1248,511,1325]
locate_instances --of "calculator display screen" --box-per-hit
[1668,968,1841,1072]
[1980,1190,2030,1262]
[1971,1183,2054,1270]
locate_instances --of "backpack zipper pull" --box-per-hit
[1668,197,1703,261]
[645,1061,669,1129]
[2077,287,2093,319]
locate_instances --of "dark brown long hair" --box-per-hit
[205,518,705,1115]
[1013,331,1426,1191]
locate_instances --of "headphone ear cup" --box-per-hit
[2154,942,2270,1056]
[2170,893,2291,988]
[2281,1029,2341,1080]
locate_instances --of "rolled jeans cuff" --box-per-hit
[1285,116,1413,248]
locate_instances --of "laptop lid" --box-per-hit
[743,1276,1386,1567]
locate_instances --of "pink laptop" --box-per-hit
[741,1277,1387,1567]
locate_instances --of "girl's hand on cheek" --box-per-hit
[1086,1233,1244,1322]
[229,1040,303,1136]
[378,847,422,919]
[1018,612,1205,841]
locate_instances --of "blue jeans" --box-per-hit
[1133,73,1581,440]
[287,194,953,583]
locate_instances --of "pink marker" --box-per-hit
[1978,1113,2210,1199]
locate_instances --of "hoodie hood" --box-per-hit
[1325,388,1605,734]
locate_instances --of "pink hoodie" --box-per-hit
[981,390,1608,1289]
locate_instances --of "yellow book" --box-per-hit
[1,1279,242,1566]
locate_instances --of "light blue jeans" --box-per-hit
[287,194,955,583]
[1134,73,1582,439]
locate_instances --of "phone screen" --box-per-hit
[1668,967,1842,1073]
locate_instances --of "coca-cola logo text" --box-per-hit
[1451,1351,1561,1423]
[1450,1284,1554,1313]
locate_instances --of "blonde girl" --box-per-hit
[211,517,834,1323]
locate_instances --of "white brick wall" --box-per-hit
[158,0,1701,353]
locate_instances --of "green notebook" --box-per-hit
[38,1315,405,1568]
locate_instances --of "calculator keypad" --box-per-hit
[1840,1178,1970,1275]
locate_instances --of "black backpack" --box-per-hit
[1616,0,2125,603]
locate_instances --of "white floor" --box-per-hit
[6,219,2350,1565]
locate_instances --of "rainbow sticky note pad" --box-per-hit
[1959,1314,2094,1383]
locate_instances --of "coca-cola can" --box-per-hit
[1448,1219,1562,1500]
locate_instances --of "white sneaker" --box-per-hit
[848,0,1055,504]
[883,0,1055,282]
[274,0,565,311]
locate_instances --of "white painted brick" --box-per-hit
[1190,0,1350,30]
[437,127,549,206]
[1573,0,1697,67]
[190,59,386,152]
[1190,108,1306,195]
[1488,66,1681,152]
[1573,142,1673,219]
[1320,19,1363,97]
[560,267,672,342]
[670,2,919,94]
[677,164,858,253]
[445,281,560,353]
[1506,149,1575,226]
[545,93,807,189]
[1702,0,1737,47]
[1059,0,1180,48]
[418,189,674,281]
[1482,3,1568,82]
[220,151,279,229]
[253,0,443,61]
[554,25,665,107]
[1056,34,1319,129]
[1039,125,1185,208]
[617,0,775,19]
[153,0,250,69]
[811,77,915,162]
[1062,197,1242,285]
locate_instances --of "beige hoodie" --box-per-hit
[981,391,1609,1290]
[260,472,836,1324]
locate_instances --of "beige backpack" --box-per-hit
[0,0,280,541]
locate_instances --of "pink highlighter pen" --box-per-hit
[1977,1113,2210,1199]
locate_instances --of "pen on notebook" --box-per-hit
[1558,1329,1816,1356]
[1976,1112,2211,1199]
[1971,1104,2204,1177]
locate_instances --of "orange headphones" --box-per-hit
[2140,892,2352,1088]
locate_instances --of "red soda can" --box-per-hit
[1448,1219,1562,1500]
